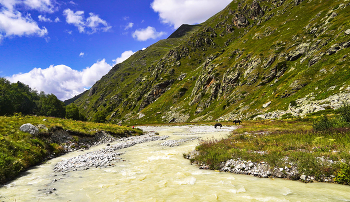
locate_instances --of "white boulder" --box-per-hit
[20,123,39,136]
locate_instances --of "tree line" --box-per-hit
[0,78,85,121]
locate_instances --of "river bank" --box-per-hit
[0,115,142,185]
[2,125,350,201]
[187,120,350,185]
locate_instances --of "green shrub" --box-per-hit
[282,113,293,119]
[313,115,333,131]
[290,100,297,107]
[335,163,350,185]
[339,103,350,123]
[92,111,107,123]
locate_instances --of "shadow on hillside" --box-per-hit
[168,24,202,39]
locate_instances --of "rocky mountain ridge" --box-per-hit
[71,0,350,125]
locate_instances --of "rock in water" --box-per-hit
[20,123,39,136]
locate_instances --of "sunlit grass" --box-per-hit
[0,114,142,185]
[193,119,350,184]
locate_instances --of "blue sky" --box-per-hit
[0,0,232,100]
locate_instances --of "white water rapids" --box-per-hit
[1,125,350,201]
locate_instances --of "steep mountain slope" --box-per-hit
[73,0,350,125]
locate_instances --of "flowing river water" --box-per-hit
[1,125,350,202]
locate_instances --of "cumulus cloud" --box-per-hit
[81,59,112,87]
[124,22,133,30]
[79,52,84,57]
[113,50,134,64]
[151,0,232,28]
[63,9,84,32]
[63,9,111,34]
[7,59,112,100]
[0,9,48,37]
[86,12,111,33]
[0,0,54,39]
[132,26,166,41]
[54,17,60,22]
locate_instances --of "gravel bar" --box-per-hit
[54,134,169,172]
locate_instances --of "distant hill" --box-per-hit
[71,0,350,125]
[64,90,87,105]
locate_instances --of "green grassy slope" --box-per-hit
[73,0,350,125]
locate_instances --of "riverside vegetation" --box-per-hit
[0,114,142,185]
[189,104,350,185]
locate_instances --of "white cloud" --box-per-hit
[38,15,51,22]
[132,26,166,41]
[0,9,48,37]
[23,0,56,13]
[0,0,16,10]
[0,0,54,39]
[151,0,232,28]
[79,52,84,57]
[63,9,85,32]
[63,9,111,34]
[0,0,55,12]
[81,59,112,87]
[113,50,134,64]
[86,12,111,33]
[124,22,133,30]
[38,15,59,23]
[7,59,112,100]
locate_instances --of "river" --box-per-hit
[1,125,350,201]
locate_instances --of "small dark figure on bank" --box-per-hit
[233,120,242,125]
[214,123,222,128]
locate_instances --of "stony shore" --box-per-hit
[185,153,336,183]
[54,133,169,172]
[220,158,335,183]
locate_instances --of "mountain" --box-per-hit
[71,0,350,125]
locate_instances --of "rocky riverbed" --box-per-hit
[4,125,350,202]
[54,133,169,172]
